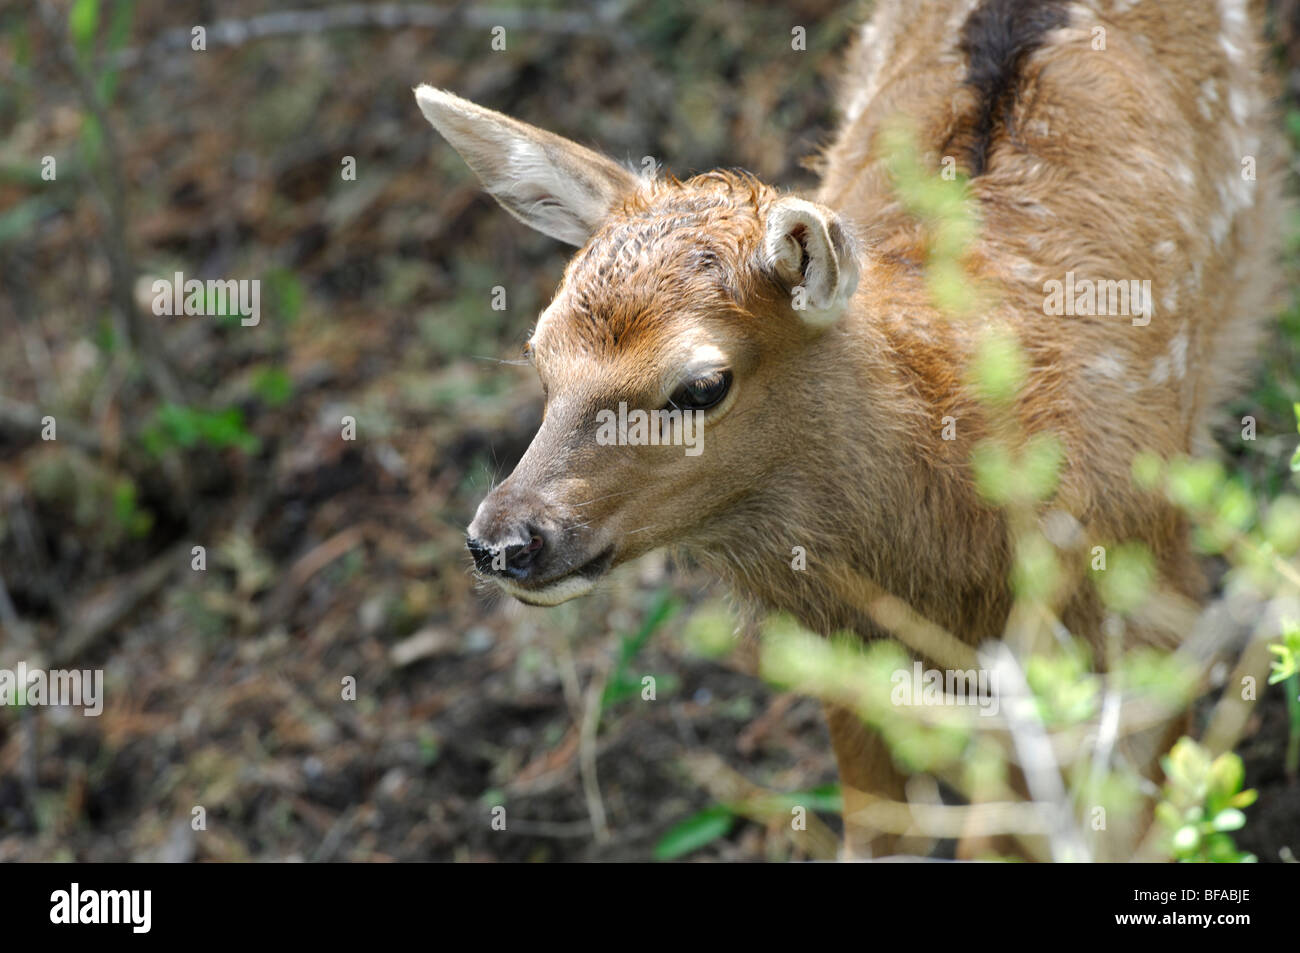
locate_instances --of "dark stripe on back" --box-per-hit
[957,0,1068,175]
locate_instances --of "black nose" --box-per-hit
[467,526,546,580]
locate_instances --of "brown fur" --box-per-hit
[421,0,1285,859]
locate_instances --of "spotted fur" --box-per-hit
[421,0,1286,859]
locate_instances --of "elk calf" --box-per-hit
[418,0,1283,857]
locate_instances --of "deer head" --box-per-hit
[416,87,859,606]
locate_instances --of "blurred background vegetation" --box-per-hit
[0,0,1297,861]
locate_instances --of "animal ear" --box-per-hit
[415,86,642,247]
[762,197,859,327]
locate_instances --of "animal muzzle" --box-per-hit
[466,488,613,606]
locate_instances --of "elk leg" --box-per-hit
[824,702,912,859]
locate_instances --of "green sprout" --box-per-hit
[1291,402,1300,473]
[1155,739,1257,863]
[1268,619,1300,777]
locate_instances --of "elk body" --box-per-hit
[418,0,1283,857]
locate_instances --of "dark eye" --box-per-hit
[668,370,732,411]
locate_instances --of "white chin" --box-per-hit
[496,574,596,606]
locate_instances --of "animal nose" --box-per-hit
[467,525,547,579]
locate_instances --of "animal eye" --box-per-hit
[669,370,731,411]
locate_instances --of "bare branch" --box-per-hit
[108,2,633,70]
[36,0,184,405]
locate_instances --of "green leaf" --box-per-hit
[653,807,734,861]
[1207,752,1245,806]
[106,0,135,52]
[1204,833,1237,862]
[1268,638,1300,685]
[1164,737,1210,791]
[1154,801,1182,831]
[1229,789,1258,810]
[142,404,260,457]
[252,367,293,407]
[1214,481,1255,533]
[69,0,100,58]
[681,602,737,658]
[264,267,305,324]
[971,440,1015,505]
[110,478,153,539]
[1095,541,1156,614]
[1212,808,1246,832]
[777,784,842,815]
[1263,496,1300,555]
[1022,433,1064,501]
[1132,452,1164,490]
[970,327,1027,407]
[1167,458,1225,510]
[603,589,678,707]
[1172,825,1200,854]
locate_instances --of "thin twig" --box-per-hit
[552,632,611,844]
[107,2,633,70]
[981,642,1091,862]
[1087,615,1124,800]
[579,668,611,844]
[37,1,184,405]
[848,795,1053,840]
[53,540,189,666]
[0,395,103,454]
